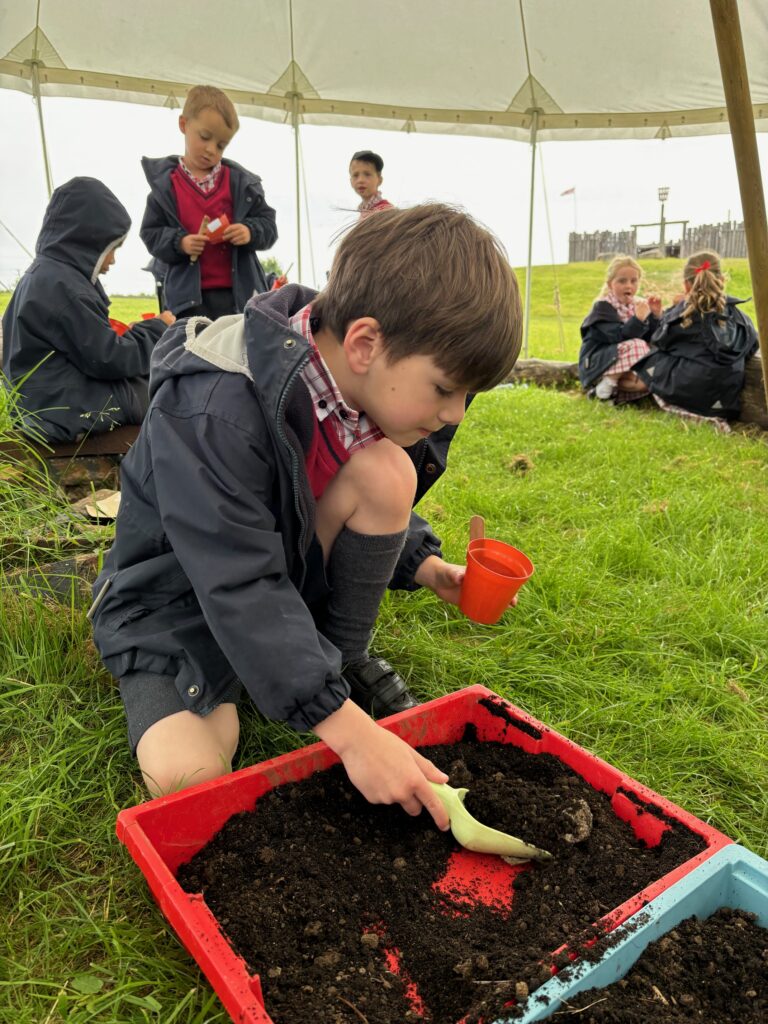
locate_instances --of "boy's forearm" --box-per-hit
[312,698,376,754]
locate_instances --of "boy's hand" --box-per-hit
[222,223,252,246]
[158,310,176,326]
[415,555,465,605]
[313,700,451,830]
[181,233,208,257]
[647,294,663,317]
[415,554,518,608]
[634,297,651,322]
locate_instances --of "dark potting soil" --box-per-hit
[177,729,707,1024]
[545,907,768,1022]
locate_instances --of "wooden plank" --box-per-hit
[0,424,140,462]
[506,355,767,429]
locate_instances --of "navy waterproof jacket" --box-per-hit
[2,177,166,442]
[140,156,278,315]
[578,300,659,389]
[633,296,758,419]
[91,285,449,733]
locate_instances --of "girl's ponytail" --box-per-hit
[681,250,726,327]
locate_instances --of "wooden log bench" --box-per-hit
[506,353,768,430]
[0,424,140,498]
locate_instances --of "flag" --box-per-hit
[560,187,576,196]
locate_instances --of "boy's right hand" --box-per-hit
[313,700,451,831]
[158,310,176,326]
[181,233,208,257]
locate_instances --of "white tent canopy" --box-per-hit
[2,0,768,142]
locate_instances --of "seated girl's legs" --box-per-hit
[617,371,648,392]
[136,702,240,797]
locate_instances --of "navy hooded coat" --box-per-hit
[139,156,278,315]
[2,177,166,442]
[633,297,758,419]
[90,286,450,733]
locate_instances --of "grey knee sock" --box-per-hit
[322,526,407,664]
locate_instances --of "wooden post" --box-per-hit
[710,0,768,408]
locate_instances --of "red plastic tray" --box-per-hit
[116,685,732,1024]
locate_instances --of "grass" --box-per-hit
[1,381,767,1022]
[0,255,757,364]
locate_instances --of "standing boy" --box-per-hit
[91,204,522,827]
[140,85,278,319]
[350,150,394,217]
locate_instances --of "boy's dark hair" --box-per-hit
[183,85,240,133]
[350,150,384,173]
[313,204,522,391]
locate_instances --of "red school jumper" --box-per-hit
[171,165,234,290]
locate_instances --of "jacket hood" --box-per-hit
[35,177,130,282]
[149,283,318,402]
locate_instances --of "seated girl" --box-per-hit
[579,256,662,401]
[632,251,758,433]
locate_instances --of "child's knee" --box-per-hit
[350,441,417,510]
[135,706,238,796]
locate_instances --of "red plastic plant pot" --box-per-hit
[116,685,732,1024]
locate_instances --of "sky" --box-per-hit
[2,88,767,296]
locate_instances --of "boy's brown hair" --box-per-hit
[313,204,522,391]
[681,249,726,327]
[182,85,240,133]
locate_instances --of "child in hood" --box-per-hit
[2,177,174,442]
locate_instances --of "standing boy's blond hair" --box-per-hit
[182,85,240,133]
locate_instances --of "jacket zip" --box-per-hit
[275,349,311,589]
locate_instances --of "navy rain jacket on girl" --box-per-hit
[633,296,758,419]
[1,177,166,442]
[578,300,659,389]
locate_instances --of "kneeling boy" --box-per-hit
[91,203,522,826]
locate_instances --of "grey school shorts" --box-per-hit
[119,671,242,755]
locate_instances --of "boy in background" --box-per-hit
[350,150,394,217]
[2,177,174,443]
[140,85,278,319]
[91,204,521,826]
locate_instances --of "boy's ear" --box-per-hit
[178,115,188,135]
[342,317,384,374]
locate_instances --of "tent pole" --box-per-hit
[710,0,768,408]
[291,95,302,283]
[30,62,53,198]
[522,109,539,359]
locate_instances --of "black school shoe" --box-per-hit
[342,656,421,718]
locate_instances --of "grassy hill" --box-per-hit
[0,257,756,364]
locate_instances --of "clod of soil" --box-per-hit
[541,907,767,1021]
[177,730,708,1024]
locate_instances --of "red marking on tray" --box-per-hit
[432,848,527,914]
[377,937,429,1018]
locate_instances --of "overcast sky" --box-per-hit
[3,89,767,296]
